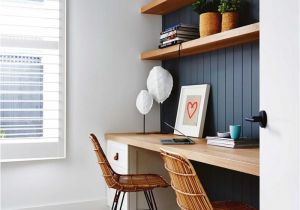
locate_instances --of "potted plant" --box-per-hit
[192,0,221,37]
[218,0,241,31]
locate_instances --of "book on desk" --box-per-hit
[206,136,259,148]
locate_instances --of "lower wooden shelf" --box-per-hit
[141,23,259,60]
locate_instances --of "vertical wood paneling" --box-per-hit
[232,170,243,202]
[242,44,252,137]
[193,162,259,205]
[251,43,260,138]
[203,53,213,135]
[203,54,211,83]
[189,57,195,84]
[160,0,259,208]
[217,49,226,132]
[198,55,204,83]
[233,45,243,128]
[226,47,234,128]
[181,57,189,86]
[210,52,219,134]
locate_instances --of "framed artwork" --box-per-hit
[174,85,210,137]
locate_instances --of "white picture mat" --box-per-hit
[174,85,210,137]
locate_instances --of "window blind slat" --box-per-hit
[2,132,56,137]
[0,24,60,29]
[0,100,59,102]
[1,82,60,85]
[0,72,60,75]
[0,52,61,57]
[0,0,65,146]
[0,117,60,121]
[0,127,59,131]
[0,14,60,20]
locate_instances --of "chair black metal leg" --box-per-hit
[144,191,151,209]
[149,190,158,210]
[114,191,121,210]
[119,192,126,210]
[114,190,157,210]
[144,191,154,210]
[114,191,155,210]
[111,190,118,210]
[111,190,121,210]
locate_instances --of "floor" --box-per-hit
[21,200,109,210]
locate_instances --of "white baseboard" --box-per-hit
[7,199,108,210]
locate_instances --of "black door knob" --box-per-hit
[245,110,267,128]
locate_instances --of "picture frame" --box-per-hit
[174,84,210,138]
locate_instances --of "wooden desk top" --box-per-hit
[105,133,259,176]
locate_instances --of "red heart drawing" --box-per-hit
[187,101,198,119]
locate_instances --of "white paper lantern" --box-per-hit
[147,66,173,103]
[136,90,153,115]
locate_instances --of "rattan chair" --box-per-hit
[160,148,257,210]
[90,133,169,210]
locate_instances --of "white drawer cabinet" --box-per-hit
[107,140,128,170]
[106,140,136,210]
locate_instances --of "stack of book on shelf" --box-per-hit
[159,24,199,49]
[206,136,259,148]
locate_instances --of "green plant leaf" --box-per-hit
[192,0,220,14]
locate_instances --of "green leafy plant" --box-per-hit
[192,0,220,14]
[218,0,241,14]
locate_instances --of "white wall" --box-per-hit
[1,0,161,209]
[260,0,300,209]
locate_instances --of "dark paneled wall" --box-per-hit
[161,43,259,139]
[162,0,259,29]
[193,161,259,207]
[160,1,259,208]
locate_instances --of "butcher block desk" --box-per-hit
[105,133,259,176]
[104,133,259,210]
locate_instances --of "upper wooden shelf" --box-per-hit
[105,133,259,176]
[141,0,196,15]
[141,23,259,60]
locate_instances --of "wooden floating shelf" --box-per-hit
[141,23,259,60]
[141,0,196,15]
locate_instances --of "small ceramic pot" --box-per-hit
[199,12,221,37]
[221,12,239,32]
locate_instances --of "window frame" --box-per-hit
[0,0,67,162]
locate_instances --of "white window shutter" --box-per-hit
[0,0,66,161]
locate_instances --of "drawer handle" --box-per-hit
[114,153,119,161]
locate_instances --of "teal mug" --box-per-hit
[229,125,241,140]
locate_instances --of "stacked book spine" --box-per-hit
[206,136,259,148]
[159,24,199,49]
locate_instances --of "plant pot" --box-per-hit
[221,12,239,32]
[199,12,221,37]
